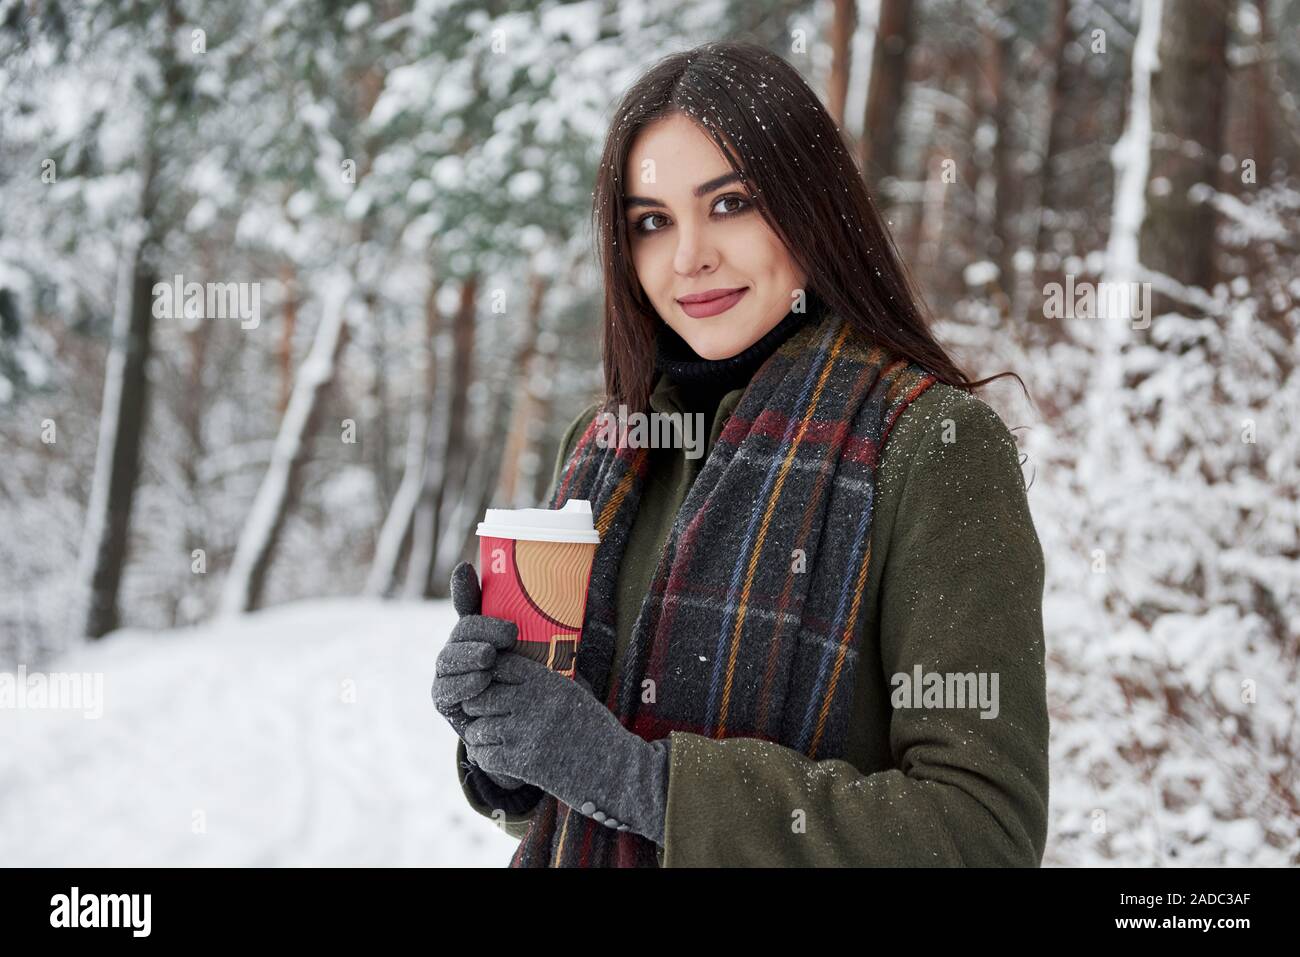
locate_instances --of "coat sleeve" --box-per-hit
[659,394,1050,866]
[454,400,603,840]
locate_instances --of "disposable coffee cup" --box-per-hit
[475,499,601,679]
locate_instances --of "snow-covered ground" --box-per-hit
[0,598,516,866]
[3,592,1293,866]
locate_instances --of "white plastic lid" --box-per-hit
[475,499,600,544]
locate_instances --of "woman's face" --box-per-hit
[624,113,807,361]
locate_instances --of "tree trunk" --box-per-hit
[1087,0,1163,479]
[365,270,443,596]
[426,274,479,595]
[1251,0,1274,183]
[493,271,548,507]
[175,244,213,627]
[1028,0,1075,336]
[434,369,513,587]
[278,261,298,415]
[826,0,856,131]
[1139,0,1229,320]
[1036,0,1073,253]
[405,273,478,600]
[365,392,429,598]
[363,289,395,514]
[219,280,351,615]
[75,151,160,639]
[982,12,1016,298]
[861,0,916,198]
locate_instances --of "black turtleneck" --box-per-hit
[653,291,828,434]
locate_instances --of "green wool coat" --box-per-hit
[455,368,1050,867]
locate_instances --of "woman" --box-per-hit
[433,40,1048,867]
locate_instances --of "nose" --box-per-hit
[672,220,717,277]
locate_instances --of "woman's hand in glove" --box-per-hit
[461,651,671,846]
[431,561,529,792]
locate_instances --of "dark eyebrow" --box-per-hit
[624,171,744,209]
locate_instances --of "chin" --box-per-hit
[686,343,738,361]
[682,333,743,361]
[670,316,751,360]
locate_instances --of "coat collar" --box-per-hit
[646,371,747,453]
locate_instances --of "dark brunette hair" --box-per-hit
[591,40,1025,413]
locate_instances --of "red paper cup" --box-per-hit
[475,500,600,678]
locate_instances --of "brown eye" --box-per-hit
[634,212,669,234]
[712,193,751,216]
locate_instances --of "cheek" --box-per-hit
[765,235,796,274]
[735,219,793,277]
[632,241,670,297]
[629,243,651,291]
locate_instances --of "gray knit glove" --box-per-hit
[432,561,529,792]
[462,651,672,846]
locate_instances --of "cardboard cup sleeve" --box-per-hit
[475,500,600,678]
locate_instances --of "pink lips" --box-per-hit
[676,287,749,318]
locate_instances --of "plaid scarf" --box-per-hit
[511,308,937,867]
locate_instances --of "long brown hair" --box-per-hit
[591,40,1025,414]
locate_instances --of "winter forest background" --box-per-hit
[1,0,1296,866]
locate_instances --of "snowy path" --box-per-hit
[0,599,516,866]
